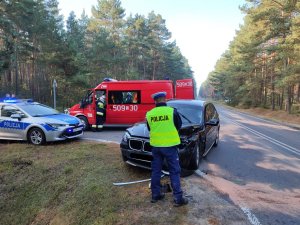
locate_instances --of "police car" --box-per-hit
[0,99,84,145]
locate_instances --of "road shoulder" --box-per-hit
[183,175,251,225]
[218,103,300,130]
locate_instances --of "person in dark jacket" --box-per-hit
[146,91,188,207]
[92,92,106,131]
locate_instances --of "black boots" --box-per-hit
[151,193,165,203]
[173,196,189,207]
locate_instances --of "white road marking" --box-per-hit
[195,170,262,225]
[222,115,300,156]
[240,206,262,225]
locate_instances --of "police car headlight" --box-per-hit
[122,132,131,142]
[47,123,68,129]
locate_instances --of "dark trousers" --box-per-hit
[96,108,105,127]
[96,115,105,126]
[151,146,183,201]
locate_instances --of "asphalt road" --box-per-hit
[82,106,300,225]
[199,105,300,225]
[82,127,126,144]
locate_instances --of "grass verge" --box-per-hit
[0,140,188,225]
[213,100,300,127]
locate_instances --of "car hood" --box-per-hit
[33,114,80,125]
[127,122,202,138]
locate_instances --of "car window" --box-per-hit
[18,104,59,117]
[0,105,23,118]
[167,102,202,125]
[108,91,140,104]
[205,104,214,122]
[211,104,218,120]
[87,91,94,104]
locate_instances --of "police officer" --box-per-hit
[146,91,188,207]
[92,92,106,131]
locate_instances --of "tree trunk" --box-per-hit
[286,86,293,114]
[297,84,300,102]
[271,66,275,110]
[279,88,284,110]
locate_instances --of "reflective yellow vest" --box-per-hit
[146,106,181,147]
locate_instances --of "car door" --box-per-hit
[82,91,96,125]
[204,104,214,150]
[0,105,24,139]
[210,104,219,142]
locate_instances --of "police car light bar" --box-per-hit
[1,98,33,103]
[3,99,18,103]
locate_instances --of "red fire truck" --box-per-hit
[68,78,195,129]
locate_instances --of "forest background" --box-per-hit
[201,0,300,115]
[0,0,193,109]
[1,0,300,115]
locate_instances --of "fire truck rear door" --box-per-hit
[175,78,195,99]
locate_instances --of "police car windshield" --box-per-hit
[18,104,59,117]
[167,103,202,125]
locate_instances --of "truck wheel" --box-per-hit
[28,128,46,145]
[78,116,89,131]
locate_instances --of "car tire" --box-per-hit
[180,141,202,177]
[213,128,220,147]
[180,168,194,177]
[28,128,46,145]
[78,116,89,131]
[189,141,202,170]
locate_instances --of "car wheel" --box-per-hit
[213,128,220,147]
[180,168,194,177]
[180,141,202,177]
[78,116,89,131]
[190,141,202,170]
[28,128,46,145]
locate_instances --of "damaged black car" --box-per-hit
[120,99,220,176]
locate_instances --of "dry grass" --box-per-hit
[0,140,188,225]
[236,107,300,126]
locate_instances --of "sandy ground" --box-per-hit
[197,170,300,225]
[181,175,251,225]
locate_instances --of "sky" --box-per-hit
[58,0,246,88]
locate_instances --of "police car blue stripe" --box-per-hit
[0,120,30,130]
[42,124,56,131]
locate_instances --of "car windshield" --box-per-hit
[18,104,59,117]
[167,102,202,125]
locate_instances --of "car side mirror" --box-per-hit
[11,113,22,121]
[205,118,219,126]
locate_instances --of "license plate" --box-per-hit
[73,127,82,132]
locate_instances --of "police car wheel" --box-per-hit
[28,128,46,145]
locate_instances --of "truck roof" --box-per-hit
[95,79,172,90]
